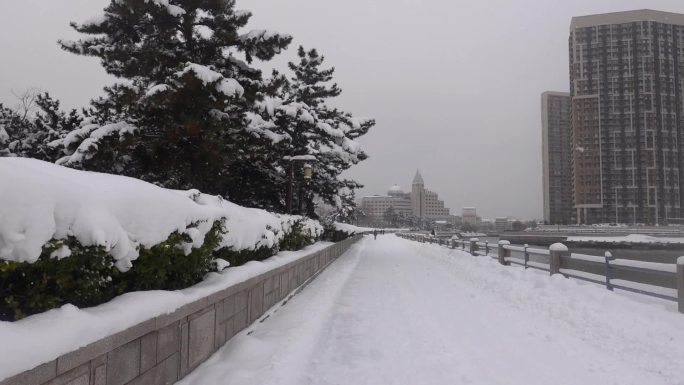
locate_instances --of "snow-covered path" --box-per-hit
[178,236,684,385]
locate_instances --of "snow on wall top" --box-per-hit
[567,234,684,244]
[0,158,321,271]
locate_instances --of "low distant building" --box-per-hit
[462,207,477,225]
[495,217,509,232]
[360,171,456,225]
[360,185,412,224]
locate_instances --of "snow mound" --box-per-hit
[334,223,372,234]
[0,158,321,271]
[549,243,568,252]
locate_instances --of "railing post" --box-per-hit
[469,238,479,256]
[484,241,489,256]
[523,244,529,269]
[677,257,684,313]
[498,240,510,265]
[604,251,615,291]
[549,243,569,275]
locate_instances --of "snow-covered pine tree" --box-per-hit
[57,0,292,207]
[0,93,81,161]
[0,104,23,157]
[264,46,374,216]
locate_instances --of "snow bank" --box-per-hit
[0,158,322,271]
[333,223,374,234]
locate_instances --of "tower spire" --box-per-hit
[412,170,424,185]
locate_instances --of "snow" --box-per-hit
[0,126,8,143]
[504,245,526,252]
[567,234,684,244]
[0,158,322,271]
[0,242,332,381]
[611,259,677,274]
[559,268,606,283]
[77,14,108,27]
[498,240,511,245]
[166,4,186,17]
[283,155,317,161]
[49,245,72,260]
[57,121,137,166]
[177,63,245,98]
[569,253,606,263]
[549,242,568,251]
[526,247,550,255]
[333,223,372,234]
[526,260,549,270]
[610,280,678,299]
[179,236,684,385]
[679,256,684,265]
[217,78,244,97]
[144,84,171,97]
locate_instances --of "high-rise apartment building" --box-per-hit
[542,91,573,224]
[569,10,684,224]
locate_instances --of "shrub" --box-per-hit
[279,221,317,251]
[0,218,321,321]
[0,239,118,321]
[321,224,355,242]
[116,219,225,291]
[213,246,275,268]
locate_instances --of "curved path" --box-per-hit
[178,235,684,385]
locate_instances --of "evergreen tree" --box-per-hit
[57,0,292,207]
[0,92,81,161]
[273,47,374,215]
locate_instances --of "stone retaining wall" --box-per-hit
[1,235,362,385]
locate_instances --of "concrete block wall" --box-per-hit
[1,236,361,385]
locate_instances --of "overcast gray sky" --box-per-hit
[3,0,684,219]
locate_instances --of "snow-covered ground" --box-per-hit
[179,235,684,385]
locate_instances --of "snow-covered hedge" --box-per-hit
[0,158,323,320]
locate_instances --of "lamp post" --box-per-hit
[283,155,316,215]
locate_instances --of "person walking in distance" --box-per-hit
[373,229,378,240]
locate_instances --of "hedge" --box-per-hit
[0,219,329,321]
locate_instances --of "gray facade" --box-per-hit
[569,9,684,224]
[542,91,572,224]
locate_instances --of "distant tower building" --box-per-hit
[542,91,572,225]
[411,170,425,217]
[570,10,684,224]
[411,170,452,220]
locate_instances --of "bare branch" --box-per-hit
[11,88,42,120]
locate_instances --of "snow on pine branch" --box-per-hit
[0,158,322,271]
[57,121,137,166]
[111,0,186,17]
[176,63,244,97]
[238,30,292,60]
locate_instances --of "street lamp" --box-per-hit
[283,155,316,215]
[303,163,313,180]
